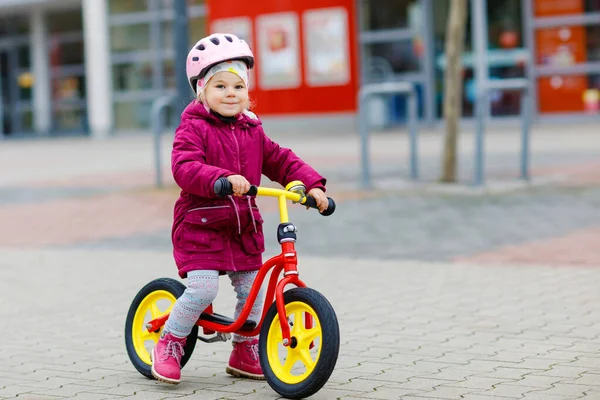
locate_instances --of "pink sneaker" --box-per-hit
[226,339,265,380]
[151,332,186,384]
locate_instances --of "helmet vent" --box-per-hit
[192,56,199,61]
[225,35,233,42]
[210,37,220,45]
[196,44,205,51]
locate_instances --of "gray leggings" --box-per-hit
[164,270,265,342]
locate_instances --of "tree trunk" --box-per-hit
[440,0,468,183]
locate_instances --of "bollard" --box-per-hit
[357,81,419,188]
[475,78,531,185]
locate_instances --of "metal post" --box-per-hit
[152,95,175,188]
[474,91,487,186]
[407,91,419,179]
[476,79,530,185]
[173,0,190,120]
[357,81,419,188]
[473,0,489,186]
[358,95,371,188]
[0,71,4,139]
[520,89,531,180]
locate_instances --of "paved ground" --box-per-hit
[1,122,600,399]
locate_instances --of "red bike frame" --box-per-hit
[145,241,310,346]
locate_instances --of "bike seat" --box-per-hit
[199,312,257,332]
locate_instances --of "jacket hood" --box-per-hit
[181,100,261,127]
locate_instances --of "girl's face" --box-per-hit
[203,71,249,117]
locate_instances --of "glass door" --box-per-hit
[432,0,527,119]
[359,0,434,125]
[0,14,33,136]
[0,50,10,136]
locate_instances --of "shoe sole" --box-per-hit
[226,366,266,380]
[150,351,180,384]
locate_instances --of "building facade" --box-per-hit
[0,0,599,139]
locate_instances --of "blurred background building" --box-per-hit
[1,0,600,139]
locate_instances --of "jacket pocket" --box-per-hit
[239,208,265,255]
[181,206,231,252]
[240,231,265,255]
[185,205,231,230]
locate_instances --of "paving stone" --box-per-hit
[406,385,480,399]
[3,132,600,400]
[446,376,519,390]
[471,384,543,398]
[534,382,595,397]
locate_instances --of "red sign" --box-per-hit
[207,0,358,116]
[535,0,588,113]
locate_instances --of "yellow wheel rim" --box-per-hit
[131,290,177,365]
[266,301,323,384]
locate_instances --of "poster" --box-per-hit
[534,0,587,112]
[534,0,584,16]
[210,17,255,85]
[302,7,350,87]
[256,12,302,90]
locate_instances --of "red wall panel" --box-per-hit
[206,0,359,116]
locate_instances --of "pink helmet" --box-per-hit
[186,33,254,93]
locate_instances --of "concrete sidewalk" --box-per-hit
[2,249,600,400]
[1,121,600,399]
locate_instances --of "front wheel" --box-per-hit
[124,278,198,379]
[259,287,340,399]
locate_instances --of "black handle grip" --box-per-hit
[214,177,257,197]
[304,196,336,216]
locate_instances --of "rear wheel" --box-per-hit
[124,278,198,379]
[259,287,340,399]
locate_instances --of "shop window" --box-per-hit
[360,0,419,31]
[0,15,29,36]
[49,39,85,66]
[20,110,33,132]
[163,59,176,89]
[53,105,87,132]
[433,0,525,117]
[188,16,206,44]
[110,23,151,53]
[109,0,150,14]
[113,63,154,91]
[48,10,83,34]
[17,46,30,68]
[161,0,204,7]
[161,16,206,51]
[364,41,421,75]
[587,25,600,61]
[113,100,153,130]
[587,0,600,11]
[52,76,86,103]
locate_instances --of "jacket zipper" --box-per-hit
[230,124,241,173]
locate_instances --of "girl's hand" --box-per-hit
[307,188,328,213]
[226,175,251,196]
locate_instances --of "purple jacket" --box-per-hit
[171,101,326,278]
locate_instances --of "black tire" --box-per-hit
[259,287,340,399]
[125,278,198,379]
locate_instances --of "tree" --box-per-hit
[440,0,468,183]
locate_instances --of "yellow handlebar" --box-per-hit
[213,178,334,223]
[255,187,304,223]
